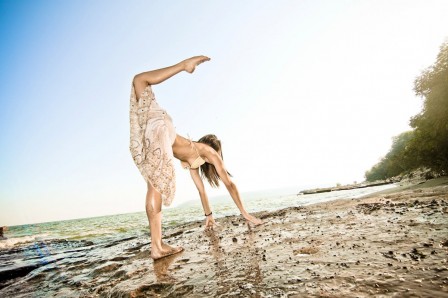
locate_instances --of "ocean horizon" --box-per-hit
[0,183,398,295]
[1,184,326,228]
[1,183,395,251]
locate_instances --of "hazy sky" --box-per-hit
[1,0,447,226]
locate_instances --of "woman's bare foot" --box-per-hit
[182,55,210,73]
[151,242,184,260]
[242,213,264,227]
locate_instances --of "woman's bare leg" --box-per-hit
[133,56,210,96]
[146,182,183,260]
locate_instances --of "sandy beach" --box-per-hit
[1,178,447,297]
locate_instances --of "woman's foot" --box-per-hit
[151,242,184,260]
[182,55,210,73]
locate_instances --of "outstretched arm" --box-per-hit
[133,55,210,96]
[190,169,217,230]
[206,151,263,226]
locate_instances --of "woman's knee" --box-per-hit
[146,182,162,213]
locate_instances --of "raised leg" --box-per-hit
[145,182,183,260]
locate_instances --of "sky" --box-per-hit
[1,0,447,226]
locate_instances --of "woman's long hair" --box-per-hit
[197,134,232,188]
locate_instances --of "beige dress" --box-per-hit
[129,84,176,206]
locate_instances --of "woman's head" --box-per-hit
[197,134,231,187]
[198,134,221,153]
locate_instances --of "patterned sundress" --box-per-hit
[129,83,176,206]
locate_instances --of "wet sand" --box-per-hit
[1,181,447,297]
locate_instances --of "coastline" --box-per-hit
[358,176,448,198]
[1,179,447,297]
[299,180,395,195]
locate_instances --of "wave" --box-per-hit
[0,234,50,249]
[65,229,128,241]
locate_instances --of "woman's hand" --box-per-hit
[182,55,210,73]
[242,212,264,227]
[205,215,219,231]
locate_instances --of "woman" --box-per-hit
[130,56,262,260]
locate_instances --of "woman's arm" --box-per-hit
[206,151,263,225]
[133,55,210,96]
[190,169,212,215]
[190,169,217,230]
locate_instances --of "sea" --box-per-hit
[0,183,396,295]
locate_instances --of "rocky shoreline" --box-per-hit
[299,180,393,195]
[299,169,445,195]
[1,180,447,297]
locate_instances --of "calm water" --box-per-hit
[0,184,396,293]
[1,184,395,250]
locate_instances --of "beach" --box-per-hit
[1,179,447,297]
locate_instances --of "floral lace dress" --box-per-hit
[129,84,176,206]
